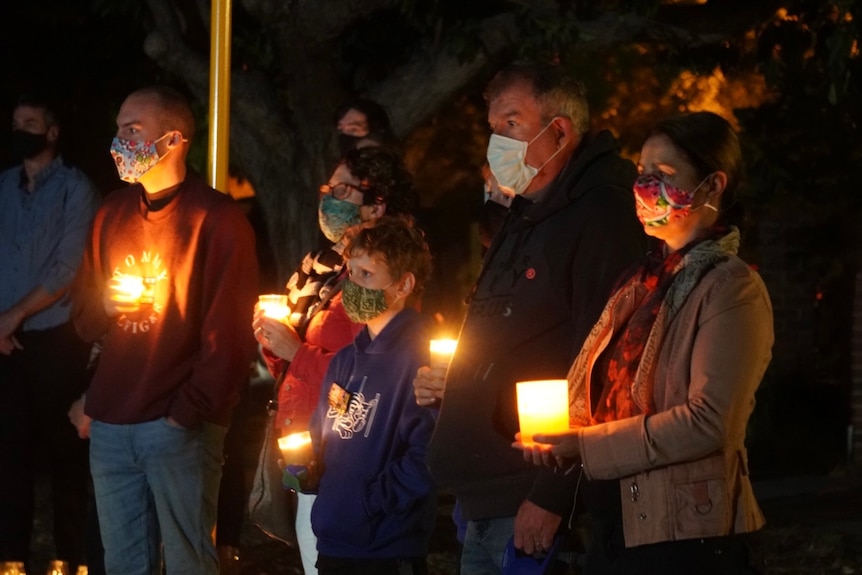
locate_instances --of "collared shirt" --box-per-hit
[0,156,98,331]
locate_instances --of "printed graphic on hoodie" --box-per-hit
[325,377,381,439]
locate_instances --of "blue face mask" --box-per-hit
[318,194,361,243]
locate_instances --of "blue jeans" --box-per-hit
[460,516,515,575]
[89,418,226,575]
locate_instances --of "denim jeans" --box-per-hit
[89,418,226,575]
[460,516,515,575]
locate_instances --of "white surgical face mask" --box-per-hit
[486,121,562,196]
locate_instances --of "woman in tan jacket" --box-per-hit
[516,111,774,574]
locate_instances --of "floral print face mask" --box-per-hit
[110,133,172,183]
[632,173,714,227]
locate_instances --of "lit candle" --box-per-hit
[516,379,570,445]
[109,274,145,310]
[277,431,313,466]
[258,294,291,321]
[429,338,458,369]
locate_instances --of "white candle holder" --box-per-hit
[258,294,291,321]
[516,379,570,445]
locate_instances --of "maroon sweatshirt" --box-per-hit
[73,174,259,428]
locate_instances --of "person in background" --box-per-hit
[308,216,436,575]
[251,145,418,574]
[70,85,259,574]
[0,93,98,575]
[516,111,774,574]
[414,60,646,574]
[334,98,397,154]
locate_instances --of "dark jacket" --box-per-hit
[426,130,646,521]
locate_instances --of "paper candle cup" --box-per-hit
[516,379,570,445]
[258,294,291,321]
[277,431,313,466]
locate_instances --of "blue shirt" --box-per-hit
[0,156,98,331]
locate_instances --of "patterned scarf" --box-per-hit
[591,227,738,423]
[284,247,346,338]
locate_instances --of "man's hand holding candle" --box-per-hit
[104,274,144,315]
[413,365,446,407]
[414,339,457,407]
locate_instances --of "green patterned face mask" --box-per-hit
[341,278,390,323]
[318,194,361,243]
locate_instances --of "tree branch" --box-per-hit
[143,0,209,97]
[240,0,397,40]
[364,12,517,137]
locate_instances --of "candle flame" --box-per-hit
[429,338,458,370]
[259,294,291,320]
[430,339,458,355]
[114,275,145,300]
[278,431,311,451]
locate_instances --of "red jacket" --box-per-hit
[263,291,362,433]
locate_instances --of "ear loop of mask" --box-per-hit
[528,119,565,174]
[162,131,189,153]
[690,173,719,213]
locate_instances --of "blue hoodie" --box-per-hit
[310,308,437,559]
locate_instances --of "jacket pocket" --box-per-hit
[311,476,375,548]
[670,454,732,539]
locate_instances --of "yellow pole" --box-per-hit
[208,0,232,192]
[207,0,231,543]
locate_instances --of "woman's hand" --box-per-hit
[252,308,302,362]
[512,429,582,469]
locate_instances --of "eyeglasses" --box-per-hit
[319,181,364,200]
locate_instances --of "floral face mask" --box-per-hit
[632,173,714,227]
[110,133,173,183]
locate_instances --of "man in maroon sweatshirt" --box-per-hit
[71,85,259,575]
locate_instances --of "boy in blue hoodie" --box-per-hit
[307,216,436,575]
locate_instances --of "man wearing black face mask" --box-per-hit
[0,95,99,573]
